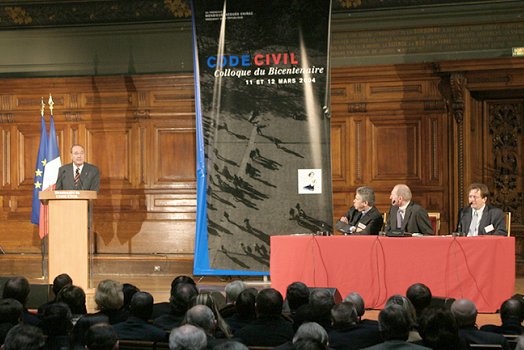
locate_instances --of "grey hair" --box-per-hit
[169,324,207,350]
[224,280,246,303]
[293,322,329,346]
[356,186,375,206]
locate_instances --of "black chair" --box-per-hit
[118,340,156,350]
[469,345,504,350]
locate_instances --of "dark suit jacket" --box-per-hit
[235,316,294,346]
[458,326,509,350]
[362,340,430,350]
[459,204,507,236]
[337,206,383,235]
[480,318,524,335]
[329,324,382,350]
[113,316,168,342]
[386,201,434,235]
[56,162,100,192]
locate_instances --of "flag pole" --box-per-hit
[40,97,48,281]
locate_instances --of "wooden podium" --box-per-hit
[39,190,97,290]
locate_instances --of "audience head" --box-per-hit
[331,302,358,328]
[122,283,140,311]
[2,276,31,306]
[213,341,249,350]
[450,299,477,328]
[2,324,45,350]
[170,282,199,315]
[129,291,154,320]
[224,280,246,304]
[293,338,328,350]
[286,282,309,311]
[192,292,232,338]
[171,275,197,294]
[343,292,365,319]
[406,283,432,315]
[385,294,417,329]
[0,298,23,324]
[85,323,118,350]
[293,322,329,346]
[51,274,73,297]
[378,304,411,341]
[419,305,461,350]
[235,289,257,320]
[501,298,524,323]
[94,279,124,312]
[169,324,207,350]
[255,288,284,318]
[309,289,335,315]
[40,302,72,336]
[516,336,524,350]
[56,285,87,315]
[185,305,216,335]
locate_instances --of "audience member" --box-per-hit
[235,288,294,346]
[516,336,524,350]
[294,289,335,331]
[406,283,432,324]
[38,273,73,315]
[192,293,232,338]
[169,324,207,350]
[293,338,328,350]
[223,288,257,334]
[220,281,246,318]
[121,283,140,312]
[480,298,524,335]
[418,305,467,350]
[328,302,381,350]
[85,323,118,350]
[385,295,421,343]
[362,304,430,349]
[213,340,249,350]
[40,302,73,350]
[154,282,199,331]
[1,276,40,327]
[450,299,509,350]
[275,321,329,350]
[284,282,309,318]
[2,324,45,350]
[73,279,126,347]
[343,292,378,329]
[185,304,226,349]
[112,291,167,342]
[56,285,87,324]
[153,275,197,319]
[0,298,23,345]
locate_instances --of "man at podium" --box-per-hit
[56,144,99,192]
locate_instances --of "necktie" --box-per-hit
[468,210,479,236]
[397,209,404,229]
[74,167,80,187]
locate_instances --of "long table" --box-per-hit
[270,235,515,312]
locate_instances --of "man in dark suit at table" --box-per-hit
[386,184,434,235]
[56,144,100,192]
[458,183,507,236]
[336,186,383,235]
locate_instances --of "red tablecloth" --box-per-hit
[270,235,515,312]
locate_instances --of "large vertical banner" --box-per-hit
[192,0,333,274]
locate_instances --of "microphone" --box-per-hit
[455,202,472,236]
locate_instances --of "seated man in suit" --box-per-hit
[386,184,434,235]
[56,144,100,192]
[480,298,524,335]
[336,186,383,235]
[458,183,507,236]
[451,299,509,350]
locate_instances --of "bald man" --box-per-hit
[386,184,433,235]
